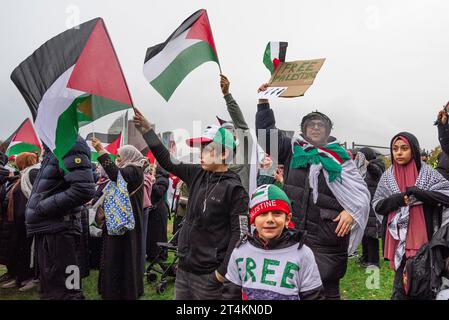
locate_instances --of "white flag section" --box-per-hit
[248,131,268,197]
[257,87,287,99]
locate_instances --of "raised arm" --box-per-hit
[220,75,249,130]
[255,84,291,165]
[133,108,199,185]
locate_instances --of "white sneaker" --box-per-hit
[19,279,38,292]
[1,279,18,289]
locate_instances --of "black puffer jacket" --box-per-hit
[437,122,449,180]
[256,103,350,283]
[25,136,96,236]
[359,149,385,239]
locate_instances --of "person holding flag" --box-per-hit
[133,109,249,300]
[10,17,133,300]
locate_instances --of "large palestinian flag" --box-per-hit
[5,118,41,157]
[11,18,133,169]
[86,132,121,163]
[143,9,220,101]
[263,41,288,74]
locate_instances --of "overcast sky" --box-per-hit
[1,0,449,154]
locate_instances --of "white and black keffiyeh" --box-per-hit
[373,163,449,270]
[354,152,367,179]
[309,160,371,255]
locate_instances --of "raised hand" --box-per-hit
[133,108,151,134]
[220,74,230,96]
[91,138,104,153]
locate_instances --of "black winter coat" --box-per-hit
[364,158,385,239]
[437,123,449,180]
[97,153,144,300]
[25,136,95,236]
[256,103,350,284]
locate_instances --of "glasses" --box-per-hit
[306,121,326,129]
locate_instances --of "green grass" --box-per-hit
[0,219,394,300]
[341,253,395,300]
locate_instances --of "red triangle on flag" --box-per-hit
[146,150,156,165]
[186,10,219,59]
[273,58,281,72]
[105,133,121,155]
[13,118,41,148]
[67,19,133,107]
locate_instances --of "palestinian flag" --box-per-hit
[263,41,288,74]
[86,132,121,163]
[143,9,220,101]
[5,118,42,157]
[11,18,133,169]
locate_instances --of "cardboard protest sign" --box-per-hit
[267,58,325,98]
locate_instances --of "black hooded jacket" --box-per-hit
[142,129,249,276]
[437,122,449,180]
[374,132,449,241]
[359,148,385,238]
[25,136,96,236]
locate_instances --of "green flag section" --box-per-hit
[143,9,220,101]
[87,132,121,163]
[11,18,133,170]
[263,41,288,75]
[5,118,42,157]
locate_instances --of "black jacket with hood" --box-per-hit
[25,136,96,236]
[143,129,249,276]
[374,132,449,243]
[256,103,350,284]
[223,229,325,300]
[359,148,385,239]
[437,122,449,180]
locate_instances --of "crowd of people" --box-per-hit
[1,76,449,300]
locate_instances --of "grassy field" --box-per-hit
[0,218,395,300]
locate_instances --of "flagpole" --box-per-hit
[101,19,137,115]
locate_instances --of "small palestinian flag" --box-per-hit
[143,9,220,101]
[86,132,122,163]
[263,41,288,74]
[5,118,41,157]
[11,18,133,169]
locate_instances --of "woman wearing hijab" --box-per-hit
[92,139,145,300]
[1,152,40,290]
[373,132,449,300]
[354,148,385,268]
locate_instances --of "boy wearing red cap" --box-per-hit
[225,184,324,300]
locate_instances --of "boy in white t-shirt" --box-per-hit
[225,184,324,300]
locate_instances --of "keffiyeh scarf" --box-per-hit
[291,136,370,255]
[291,136,350,183]
[373,163,449,270]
